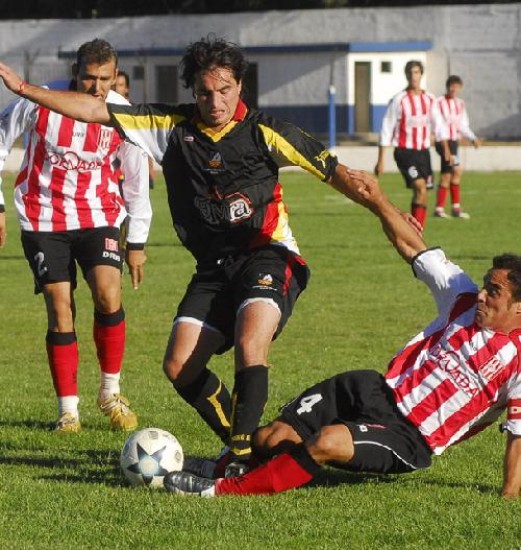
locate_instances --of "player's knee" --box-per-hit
[235,335,269,366]
[162,355,185,383]
[163,353,205,386]
[93,288,121,314]
[252,424,273,451]
[253,420,301,457]
[307,425,354,464]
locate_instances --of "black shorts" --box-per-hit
[394,148,433,188]
[278,370,432,474]
[436,140,459,173]
[21,226,123,294]
[175,246,310,354]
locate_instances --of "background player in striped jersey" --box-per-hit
[0,39,152,433]
[434,75,481,220]
[0,183,5,247]
[375,60,451,229]
[0,38,391,476]
[163,170,521,500]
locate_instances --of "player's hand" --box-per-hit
[348,169,384,206]
[473,138,482,149]
[125,248,147,290]
[400,211,423,236]
[374,161,383,177]
[0,211,6,247]
[0,62,25,95]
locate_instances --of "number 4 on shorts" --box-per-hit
[296,393,323,415]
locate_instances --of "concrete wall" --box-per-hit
[4,145,521,174]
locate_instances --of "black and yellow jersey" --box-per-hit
[108,99,337,266]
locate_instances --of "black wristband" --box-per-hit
[0,204,5,213]
[126,242,145,251]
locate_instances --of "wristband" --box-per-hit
[126,242,145,251]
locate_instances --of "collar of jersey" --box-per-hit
[194,99,248,142]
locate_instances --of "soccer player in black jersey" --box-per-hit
[0,37,393,475]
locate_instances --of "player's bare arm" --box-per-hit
[328,165,382,207]
[502,433,521,499]
[374,145,386,176]
[125,249,147,290]
[0,62,110,124]
[0,211,6,248]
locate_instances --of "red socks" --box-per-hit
[93,309,125,375]
[436,186,448,209]
[411,204,427,228]
[450,183,461,206]
[215,445,320,496]
[46,331,79,396]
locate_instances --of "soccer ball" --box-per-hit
[120,427,184,488]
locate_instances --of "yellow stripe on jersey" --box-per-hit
[112,112,186,131]
[259,123,330,181]
[271,200,291,243]
[198,120,239,142]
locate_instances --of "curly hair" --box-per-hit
[492,253,521,301]
[76,38,118,69]
[180,36,248,89]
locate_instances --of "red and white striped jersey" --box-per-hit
[379,89,449,150]
[385,248,521,455]
[436,95,477,142]
[0,81,151,243]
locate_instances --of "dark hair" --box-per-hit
[76,38,118,69]
[446,75,463,89]
[180,36,249,89]
[492,254,521,301]
[405,60,424,75]
[117,70,130,88]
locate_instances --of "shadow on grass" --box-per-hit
[0,448,123,487]
[310,468,394,488]
[0,432,500,495]
[0,418,55,431]
[310,467,498,495]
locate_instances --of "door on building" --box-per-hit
[242,63,258,108]
[155,65,178,103]
[354,62,371,133]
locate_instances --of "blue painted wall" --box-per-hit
[261,104,386,136]
[261,105,349,136]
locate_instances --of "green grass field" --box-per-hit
[1,170,521,549]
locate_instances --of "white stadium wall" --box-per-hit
[0,5,520,139]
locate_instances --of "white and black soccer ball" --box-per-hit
[120,427,184,488]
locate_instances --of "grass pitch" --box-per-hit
[1,170,521,549]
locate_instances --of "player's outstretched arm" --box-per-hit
[0,62,110,124]
[502,433,521,499]
[330,166,426,263]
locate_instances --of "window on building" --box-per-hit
[381,61,392,73]
[133,66,145,80]
[155,65,178,103]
